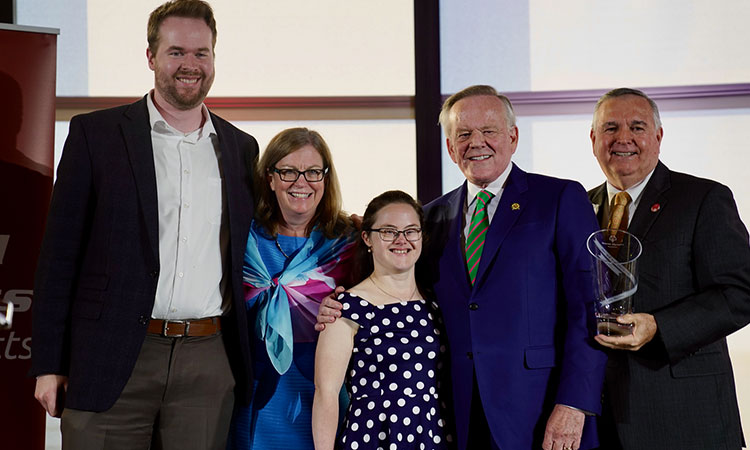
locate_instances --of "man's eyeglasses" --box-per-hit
[271,167,329,183]
[368,227,422,242]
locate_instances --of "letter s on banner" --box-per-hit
[1,290,32,313]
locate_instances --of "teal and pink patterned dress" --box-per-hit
[227,221,355,450]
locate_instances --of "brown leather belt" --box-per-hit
[147,317,221,337]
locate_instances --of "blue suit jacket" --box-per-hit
[420,164,607,449]
[30,96,258,411]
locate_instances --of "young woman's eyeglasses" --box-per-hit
[271,167,328,182]
[368,227,422,242]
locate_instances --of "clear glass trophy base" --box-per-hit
[596,313,634,336]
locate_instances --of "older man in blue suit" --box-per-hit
[319,85,606,450]
[419,85,606,450]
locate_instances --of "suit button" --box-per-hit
[150,270,159,278]
[467,352,473,359]
[138,315,148,325]
[469,302,478,310]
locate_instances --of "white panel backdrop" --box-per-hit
[20,0,750,446]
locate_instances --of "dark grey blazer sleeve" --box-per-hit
[652,181,750,364]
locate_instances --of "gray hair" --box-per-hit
[438,85,516,137]
[592,87,662,130]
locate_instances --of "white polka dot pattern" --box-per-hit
[336,292,452,449]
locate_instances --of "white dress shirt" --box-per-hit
[146,92,229,320]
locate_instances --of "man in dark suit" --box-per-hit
[29,1,258,448]
[588,88,750,449]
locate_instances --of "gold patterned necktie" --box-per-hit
[607,191,632,234]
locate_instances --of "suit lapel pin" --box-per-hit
[651,203,660,212]
[511,203,520,211]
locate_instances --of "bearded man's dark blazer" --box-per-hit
[30,96,258,411]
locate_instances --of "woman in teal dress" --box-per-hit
[227,128,355,449]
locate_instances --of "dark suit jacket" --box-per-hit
[30,96,258,412]
[420,164,607,450]
[589,161,750,449]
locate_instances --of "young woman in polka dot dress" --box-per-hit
[312,190,452,450]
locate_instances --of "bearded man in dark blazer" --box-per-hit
[588,87,750,450]
[30,1,258,448]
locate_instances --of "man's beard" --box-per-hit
[156,69,214,111]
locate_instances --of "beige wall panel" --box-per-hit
[87,0,414,96]
[529,0,750,90]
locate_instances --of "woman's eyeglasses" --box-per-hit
[368,227,422,242]
[271,167,328,182]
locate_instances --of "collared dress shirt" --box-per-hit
[146,92,229,320]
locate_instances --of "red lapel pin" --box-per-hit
[651,203,660,212]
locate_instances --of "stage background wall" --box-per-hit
[16,0,750,446]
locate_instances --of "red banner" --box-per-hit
[0,25,57,450]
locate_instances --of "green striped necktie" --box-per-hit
[466,189,494,285]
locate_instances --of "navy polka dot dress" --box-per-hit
[336,292,452,450]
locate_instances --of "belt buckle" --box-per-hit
[163,319,189,337]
